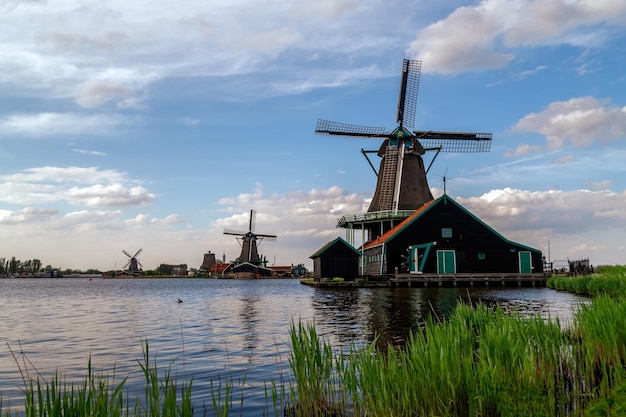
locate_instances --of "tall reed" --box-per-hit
[287,320,348,416]
[5,341,203,417]
[287,296,626,416]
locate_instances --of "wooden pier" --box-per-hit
[301,273,549,288]
[390,272,547,288]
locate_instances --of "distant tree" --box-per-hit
[156,264,174,275]
[32,259,42,273]
[21,259,32,274]
[9,257,19,275]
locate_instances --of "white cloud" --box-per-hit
[66,184,155,207]
[2,166,125,183]
[0,112,135,137]
[512,97,626,149]
[73,148,107,156]
[149,214,187,227]
[0,207,58,224]
[408,0,626,74]
[0,166,155,207]
[504,143,541,157]
[408,5,515,74]
[458,188,626,234]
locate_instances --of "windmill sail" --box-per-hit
[315,59,492,215]
[224,210,277,265]
[315,59,492,243]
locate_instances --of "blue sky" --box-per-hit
[1,0,625,271]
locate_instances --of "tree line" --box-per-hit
[1,257,190,277]
[0,257,44,276]
[0,257,103,277]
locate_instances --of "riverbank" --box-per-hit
[547,264,626,296]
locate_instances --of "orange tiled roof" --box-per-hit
[362,199,437,249]
[209,263,231,273]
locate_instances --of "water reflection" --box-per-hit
[239,294,260,358]
[310,286,587,349]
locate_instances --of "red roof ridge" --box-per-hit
[363,200,437,249]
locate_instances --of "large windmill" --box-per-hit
[316,59,492,214]
[122,248,143,275]
[224,210,277,266]
[315,59,492,244]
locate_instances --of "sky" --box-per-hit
[1,0,625,272]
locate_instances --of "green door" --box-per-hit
[519,251,532,274]
[437,250,456,274]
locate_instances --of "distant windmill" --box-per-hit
[122,248,143,275]
[315,59,492,213]
[224,210,277,266]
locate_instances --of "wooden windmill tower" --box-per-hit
[316,59,492,243]
[223,210,277,267]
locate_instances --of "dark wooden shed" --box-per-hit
[362,194,544,277]
[310,237,360,281]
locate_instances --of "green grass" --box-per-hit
[2,341,229,417]
[287,295,626,417]
[548,265,626,296]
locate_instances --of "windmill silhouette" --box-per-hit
[122,248,143,275]
[315,59,493,246]
[316,59,492,214]
[224,210,277,266]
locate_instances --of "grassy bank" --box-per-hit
[289,295,626,417]
[548,265,626,296]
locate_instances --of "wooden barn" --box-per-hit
[310,237,360,281]
[362,194,544,277]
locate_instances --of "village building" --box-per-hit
[310,237,360,281]
[361,194,543,277]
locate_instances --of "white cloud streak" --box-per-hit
[0,166,155,207]
[0,112,135,137]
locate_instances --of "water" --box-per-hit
[0,278,586,414]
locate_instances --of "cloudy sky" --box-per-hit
[1,0,625,272]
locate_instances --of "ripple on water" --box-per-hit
[0,279,586,415]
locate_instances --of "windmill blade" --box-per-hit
[256,233,277,240]
[123,260,131,269]
[122,249,132,258]
[315,119,388,137]
[249,210,256,233]
[133,248,143,258]
[396,59,421,130]
[413,131,492,153]
[224,229,246,236]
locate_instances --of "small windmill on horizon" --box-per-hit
[122,248,143,275]
[223,210,277,267]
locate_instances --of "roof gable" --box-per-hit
[310,236,361,258]
[363,194,540,252]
